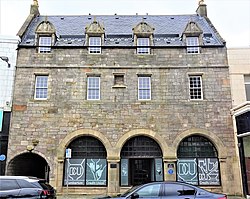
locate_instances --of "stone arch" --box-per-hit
[57,129,113,161]
[115,129,171,159]
[172,128,227,159]
[7,151,51,181]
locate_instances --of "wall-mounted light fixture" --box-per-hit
[0,56,11,68]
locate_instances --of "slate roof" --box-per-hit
[20,14,225,47]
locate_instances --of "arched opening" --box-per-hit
[7,153,49,181]
[177,135,220,185]
[120,136,163,186]
[63,136,107,186]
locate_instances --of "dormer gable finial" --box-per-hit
[85,18,105,35]
[198,0,205,5]
[133,21,154,36]
[33,0,39,6]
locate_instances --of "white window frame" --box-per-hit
[244,75,250,101]
[34,75,48,100]
[89,37,101,54]
[87,77,100,100]
[137,38,150,54]
[38,36,52,53]
[138,76,151,100]
[186,37,199,54]
[189,75,203,100]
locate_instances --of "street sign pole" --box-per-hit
[65,148,71,198]
[67,158,69,198]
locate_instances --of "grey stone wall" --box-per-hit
[8,46,234,175]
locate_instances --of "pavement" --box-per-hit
[56,194,247,199]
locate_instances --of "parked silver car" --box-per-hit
[0,176,56,199]
[115,181,227,199]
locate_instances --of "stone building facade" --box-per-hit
[6,0,243,196]
[228,48,250,197]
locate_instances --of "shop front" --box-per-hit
[234,107,250,196]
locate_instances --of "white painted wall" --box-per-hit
[0,35,18,111]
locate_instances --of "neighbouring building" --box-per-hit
[0,35,17,175]
[229,47,250,197]
[6,0,243,196]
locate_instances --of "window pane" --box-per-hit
[155,158,163,181]
[244,75,250,101]
[86,159,107,185]
[89,37,101,54]
[64,159,86,185]
[137,184,161,197]
[39,36,51,53]
[236,111,250,134]
[165,184,195,196]
[87,77,100,100]
[35,76,48,99]
[187,37,199,54]
[121,159,129,186]
[138,77,151,100]
[0,179,20,190]
[177,158,198,185]
[137,38,150,54]
[189,76,202,100]
[114,75,124,85]
[165,184,183,196]
[177,135,217,157]
[198,158,220,185]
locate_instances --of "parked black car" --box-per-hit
[115,181,227,199]
[0,176,56,199]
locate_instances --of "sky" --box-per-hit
[0,0,250,48]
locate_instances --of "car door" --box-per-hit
[162,183,196,199]
[17,179,41,198]
[0,179,21,198]
[132,183,163,199]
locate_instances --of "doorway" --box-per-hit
[7,153,49,181]
[131,159,152,185]
[120,136,163,186]
[239,136,250,196]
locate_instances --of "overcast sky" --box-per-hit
[0,0,250,47]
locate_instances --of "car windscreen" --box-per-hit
[120,186,139,197]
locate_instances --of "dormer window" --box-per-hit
[182,21,203,54]
[85,19,105,54]
[133,21,154,55]
[35,19,56,53]
[186,37,199,54]
[39,36,52,53]
[137,38,150,54]
[89,37,101,54]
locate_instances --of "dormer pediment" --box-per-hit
[85,20,105,35]
[133,22,154,36]
[35,20,56,34]
[183,21,203,36]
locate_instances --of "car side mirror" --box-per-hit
[131,193,139,199]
